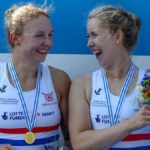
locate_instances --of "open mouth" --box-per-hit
[35,48,48,54]
[94,50,102,58]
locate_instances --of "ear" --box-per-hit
[9,32,20,46]
[115,29,124,44]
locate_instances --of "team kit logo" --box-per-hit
[0,85,7,93]
[95,114,110,124]
[1,111,55,120]
[1,112,25,120]
[42,92,57,106]
[94,88,102,95]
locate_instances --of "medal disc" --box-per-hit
[24,131,36,144]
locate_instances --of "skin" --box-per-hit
[1,15,71,149]
[69,18,150,150]
[0,145,14,150]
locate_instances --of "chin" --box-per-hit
[97,59,103,67]
[40,58,46,63]
[36,57,46,64]
[98,61,109,69]
[39,55,47,62]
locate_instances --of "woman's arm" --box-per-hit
[58,70,71,145]
[0,145,14,150]
[50,66,71,146]
[69,75,150,150]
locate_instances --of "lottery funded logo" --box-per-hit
[1,111,25,120]
[95,114,110,124]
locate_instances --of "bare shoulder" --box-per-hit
[48,66,71,101]
[49,66,71,84]
[71,73,92,103]
[69,73,93,135]
[72,73,91,87]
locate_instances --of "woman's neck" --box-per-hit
[106,58,132,81]
[8,57,39,91]
[12,56,38,80]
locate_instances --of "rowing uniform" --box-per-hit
[0,62,61,150]
[90,68,150,150]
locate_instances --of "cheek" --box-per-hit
[96,37,108,48]
[28,41,40,50]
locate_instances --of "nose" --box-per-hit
[42,37,53,48]
[87,38,94,49]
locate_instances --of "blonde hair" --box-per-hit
[5,3,52,47]
[88,6,141,51]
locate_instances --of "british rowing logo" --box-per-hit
[42,92,56,106]
[42,92,54,102]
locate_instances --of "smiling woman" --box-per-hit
[12,15,53,63]
[0,3,71,150]
[69,5,150,150]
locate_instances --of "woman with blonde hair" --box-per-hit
[0,3,71,150]
[69,5,150,150]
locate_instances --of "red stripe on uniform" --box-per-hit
[0,124,60,134]
[123,134,150,141]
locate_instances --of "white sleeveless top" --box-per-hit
[90,68,150,149]
[0,62,61,150]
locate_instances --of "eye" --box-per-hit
[91,32,98,37]
[34,33,44,37]
[48,33,53,38]
[87,32,98,39]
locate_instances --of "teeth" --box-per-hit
[35,49,47,54]
[39,49,46,52]
[93,50,102,55]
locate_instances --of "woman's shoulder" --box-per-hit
[49,65,69,77]
[48,65,71,87]
[71,73,92,95]
[71,69,102,86]
[70,73,93,104]
[72,73,92,84]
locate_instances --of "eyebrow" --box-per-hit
[35,30,54,34]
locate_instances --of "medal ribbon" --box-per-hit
[102,63,135,126]
[8,59,41,131]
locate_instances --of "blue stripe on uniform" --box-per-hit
[109,145,150,150]
[0,134,59,146]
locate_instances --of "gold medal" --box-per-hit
[24,131,36,144]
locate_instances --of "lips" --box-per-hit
[35,48,48,54]
[93,50,102,57]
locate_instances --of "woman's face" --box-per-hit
[87,18,118,68]
[14,15,53,64]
